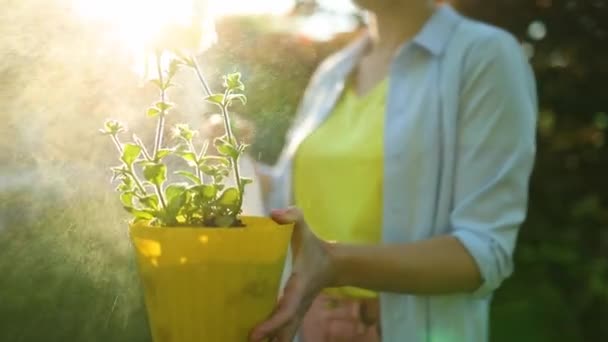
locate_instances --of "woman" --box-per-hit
[250,1,537,341]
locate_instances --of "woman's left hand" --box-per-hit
[249,207,336,342]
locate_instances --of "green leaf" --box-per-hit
[223,72,245,91]
[175,170,201,184]
[175,143,189,153]
[149,79,162,89]
[218,187,239,207]
[155,148,173,161]
[165,183,188,203]
[201,164,218,177]
[147,107,161,117]
[155,101,173,112]
[120,192,134,207]
[241,177,253,186]
[174,52,194,67]
[205,94,225,105]
[227,93,247,106]
[122,176,134,188]
[214,137,239,159]
[150,79,175,91]
[139,195,159,210]
[177,150,198,167]
[116,182,130,192]
[165,184,188,219]
[121,144,142,166]
[214,215,236,227]
[100,119,125,135]
[172,123,196,142]
[143,163,167,186]
[111,166,129,182]
[167,59,181,79]
[190,184,218,200]
[124,207,155,221]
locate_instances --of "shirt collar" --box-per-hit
[325,4,463,81]
[413,4,463,56]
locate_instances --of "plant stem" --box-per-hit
[191,56,238,188]
[191,55,213,96]
[154,184,167,209]
[111,133,149,197]
[152,52,167,209]
[188,140,204,183]
[134,135,153,161]
[153,52,167,159]
[127,167,148,197]
[221,89,236,138]
[220,103,243,209]
[191,54,244,215]
[110,134,124,155]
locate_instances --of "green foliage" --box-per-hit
[146,107,161,117]
[142,163,166,186]
[101,53,251,227]
[173,123,196,142]
[204,94,225,105]
[121,144,141,166]
[99,119,125,135]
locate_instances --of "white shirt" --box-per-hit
[266,5,537,341]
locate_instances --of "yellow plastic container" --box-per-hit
[129,216,293,342]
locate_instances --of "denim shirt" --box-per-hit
[266,5,537,341]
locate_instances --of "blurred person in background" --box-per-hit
[250,0,537,341]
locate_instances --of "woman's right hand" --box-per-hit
[249,207,336,342]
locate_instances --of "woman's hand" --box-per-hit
[249,207,336,342]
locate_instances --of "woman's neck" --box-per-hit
[367,2,437,53]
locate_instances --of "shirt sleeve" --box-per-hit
[450,30,538,298]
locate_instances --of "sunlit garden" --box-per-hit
[1,0,607,341]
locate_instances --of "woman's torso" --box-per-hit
[268,5,536,341]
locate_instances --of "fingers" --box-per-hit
[250,276,302,341]
[271,207,309,256]
[268,318,300,342]
[321,300,360,321]
[250,307,293,342]
[270,207,305,225]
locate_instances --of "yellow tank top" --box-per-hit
[294,79,387,299]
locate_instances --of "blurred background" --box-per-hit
[0,0,607,341]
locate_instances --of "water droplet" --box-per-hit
[549,50,568,68]
[521,42,535,59]
[528,21,547,40]
[594,112,608,130]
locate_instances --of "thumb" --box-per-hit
[271,207,305,226]
[271,207,309,257]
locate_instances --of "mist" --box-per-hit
[0,1,261,339]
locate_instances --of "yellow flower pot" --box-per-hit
[129,216,293,342]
